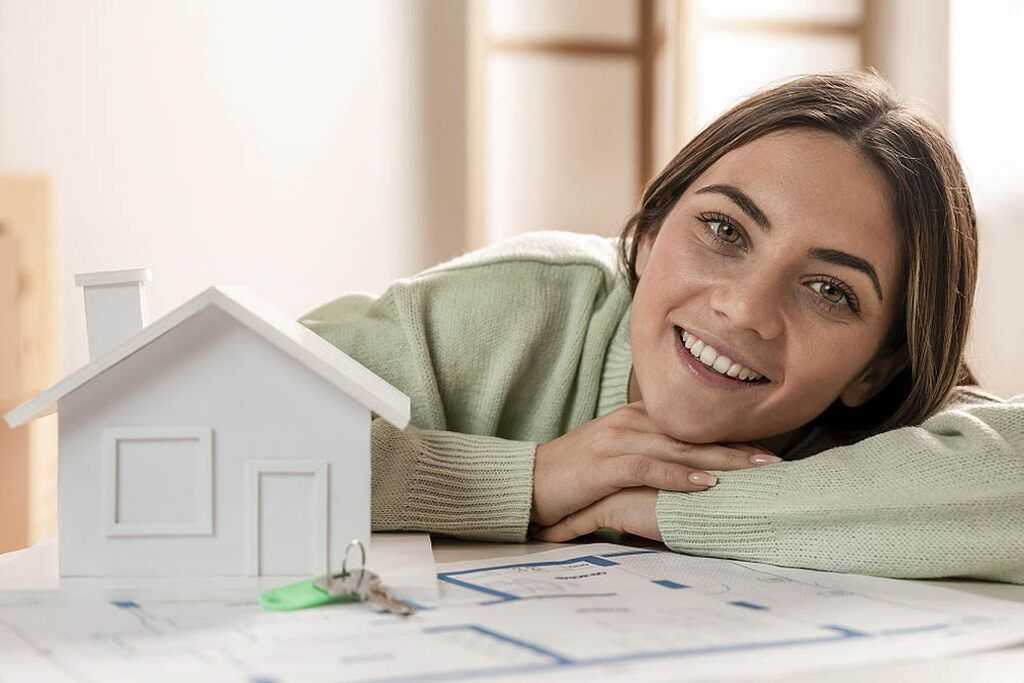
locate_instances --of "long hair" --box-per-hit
[619,70,978,438]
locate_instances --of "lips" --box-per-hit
[678,328,767,382]
[673,326,771,388]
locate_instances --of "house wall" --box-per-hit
[57,307,371,577]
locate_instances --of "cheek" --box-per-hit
[783,332,877,400]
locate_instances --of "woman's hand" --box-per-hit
[534,488,661,542]
[530,400,778,527]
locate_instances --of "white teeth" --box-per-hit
[679,328,764,382]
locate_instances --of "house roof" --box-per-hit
[4,285,410,430]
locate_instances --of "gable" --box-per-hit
[4,286,409,430]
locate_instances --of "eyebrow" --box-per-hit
[809,248,884,302]
[695,184,771,231]
[695,183,884,303]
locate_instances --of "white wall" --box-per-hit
[864,0,1023,398]
[950,1,1024,398]
[0,0,467,376]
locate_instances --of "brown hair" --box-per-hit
[619,70,978,439]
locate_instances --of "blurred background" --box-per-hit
[1,0,1021,552]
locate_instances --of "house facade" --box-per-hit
[5,275,409,579]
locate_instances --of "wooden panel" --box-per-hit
[0,177,57,398]
[0,176,57,553]
[0,232,18,401]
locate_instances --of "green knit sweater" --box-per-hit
[299,231,1024,584]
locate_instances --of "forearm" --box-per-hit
[657,397,1024,583]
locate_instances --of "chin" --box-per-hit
[649,403,737,444]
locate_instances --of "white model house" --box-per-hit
[3,269,409,579]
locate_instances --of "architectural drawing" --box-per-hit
[2,543,1024,682]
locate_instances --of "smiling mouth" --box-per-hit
[674,326,770,385]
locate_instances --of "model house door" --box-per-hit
[246,460,329,577]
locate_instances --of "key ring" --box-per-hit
[340,538,367,580]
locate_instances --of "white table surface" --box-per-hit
[3,534,1024,682]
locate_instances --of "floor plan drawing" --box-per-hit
[3,543,1024,682]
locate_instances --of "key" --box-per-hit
[315,568,415,617]
[365,574,416,617]
[259,539,415,615]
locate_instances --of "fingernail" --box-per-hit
[689,472,718,486]
[749,454,782,465]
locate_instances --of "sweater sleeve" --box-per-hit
[299,289,536,542]
[656,394,1024,584]
[370,419,535,541]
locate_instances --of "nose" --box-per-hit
[708,269,784,340]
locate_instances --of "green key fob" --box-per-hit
[259,576,358,612]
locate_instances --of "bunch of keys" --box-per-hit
[260,539,415,616]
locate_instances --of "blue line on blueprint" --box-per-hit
[439,554,620,578]
[437,555,625,602]
[730,600,768,610]
[580,627,865,668]
[652,579,689,589]
[438,575,521,601]
[822,625,870,637]
[110,601,140,609]
[582,556,617,567]
[359,622,868,683]
[601,550,659,558]
[425,624,573,665]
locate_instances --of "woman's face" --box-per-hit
[630,128,904,446]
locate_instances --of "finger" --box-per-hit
[535,509,602,543]
[608,432,775,471]
[724,442,780,457]
[610,454,719,492]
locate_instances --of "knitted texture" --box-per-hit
[301,230,1024,583]
[657,395,1024,583]
[300,231,631,540]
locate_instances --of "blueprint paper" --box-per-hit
[2,542,1024,682]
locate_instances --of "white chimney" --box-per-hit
[74,268,152,362]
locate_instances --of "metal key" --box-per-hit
[315,568,415,617]
[365,573,416,617]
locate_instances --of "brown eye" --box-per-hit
[711,221,740,243]
[809,281,848,305]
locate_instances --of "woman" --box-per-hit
[301,71,1023,583]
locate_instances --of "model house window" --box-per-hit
[102,426,214,537]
